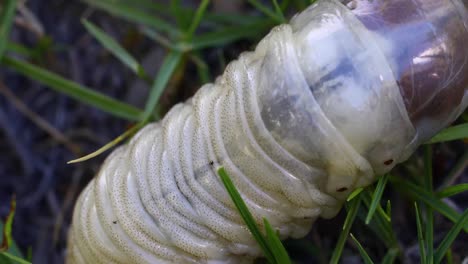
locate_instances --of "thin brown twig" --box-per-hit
[14,0,45,38]
[0,81,81,154]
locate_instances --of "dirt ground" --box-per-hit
[1,0,143,262]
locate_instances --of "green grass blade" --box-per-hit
[424,146,434,264]
[415,203,427,264]
[217,167,276,264]
[68,123,143,163]
[185,0,210,39]
[0,252,31,264]
[142,50,183,122]
[390,177,468,233]
[271,0,286,23]
[247,0,284,24]
[0,221,23,264]
[0,196,16,252]
[347,187,364,201]
[0,222,24,264]
[291,0,308,10]
[350,233,374,264]
[445,248,453,264]
[381,248,399,264]
[0,220,21,258]
[82,19,150,81]
[170,0,190,31]
[6,41,34,57]
[385,200,392,217]
[0,0,17,59]
[140,28,174,51]
[1,56,143,121]
[191,52,211,84]
[436,184,468,198]
[263,218,292,264]
[361,190,394,247]
[96,0,263,26]
[366,174,389,224]
[187,19,274,51]
[82,0,181,37]
[330,196,361,264]
[434,210,468,264]
[462,110,468,122]
[0,196,29,264]
[426,123,468,144]
[439,150,468,189]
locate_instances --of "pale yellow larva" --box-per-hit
[67,0,468,263]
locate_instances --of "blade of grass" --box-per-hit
[82,19,150,81]
[0,202,23,264]
[1,56,143,121]
[347,187,364,201]
[191,52,211,84]
[350,233,374,264]
[366,174,389,224]
[291,0,308,10]
[217,167,276,264]
[6,41,34,57]
[94,0,263,26]
[184,0,210,40]
[271,0,286,23]
[390,177,468,232]
[0,196,16,252]
[0,222,21,259]
[0,0,17,59]
[82,0,181,37]
[263,218,292,264]
[435,184,468,198]
[385,200,392,217]
[423,146,434,264]
[434,210,468,264]
[142,50,183,122]
[439,150,468,189]
[247,0,284,24]
[426,123,468,144]
[0,196,30,263]
[462,112,468,122]
[141,28,175,51]
[415,203,427,264]
[170,0,190,31]
[183,19,274,51]
[67,123,143,163]
[139,29,210,85]
[445,248,453,264]
[330,196,361,264]
[1,253,30,264]
[361,190,395,248]
[381,248,399,264]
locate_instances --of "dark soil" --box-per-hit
[1,0,143,262]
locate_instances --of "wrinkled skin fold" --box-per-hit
[67,0,468,263]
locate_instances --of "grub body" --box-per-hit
[67,0,468,263]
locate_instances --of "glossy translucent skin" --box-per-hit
[349,0,468,143]
[67,0,468,263]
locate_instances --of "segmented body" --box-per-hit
[67,0,468,263]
